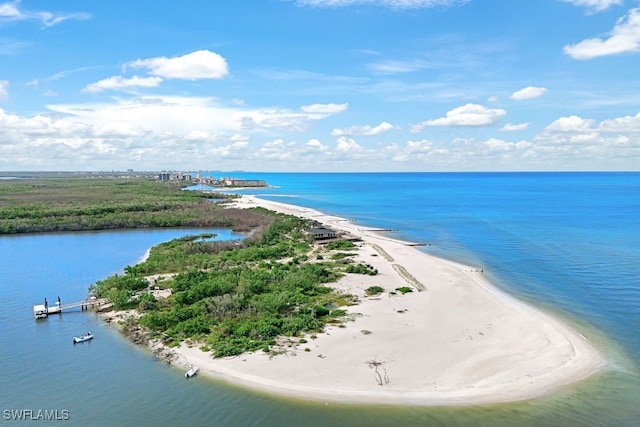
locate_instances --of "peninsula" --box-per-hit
[109,194,605,406]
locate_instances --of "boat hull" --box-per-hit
[185,367,199,378]
[73,334,93,344]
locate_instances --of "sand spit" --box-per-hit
[150,195,605,405]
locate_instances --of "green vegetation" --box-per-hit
[345,263,378,275]
[395,286,413,294]
[365,285,385,296]
[325,240,357,250]
[330,251,356,261]
[91,215,358,358]
[0,177,272,234]
[2,176,368,359]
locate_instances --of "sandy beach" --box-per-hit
[161,195,605,405]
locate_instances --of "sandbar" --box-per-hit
[165,195,605,405]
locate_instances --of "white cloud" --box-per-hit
[304,138,329,152]
[536,114,618,147]
[0,1,90,28]
[128,50,229,80]
[49,96,343,136]
[367,59,429,74]
[258,139,296,161]
[501,123,530,132]
[405,139,433,153]
[3,85,638,171]
[300,102,348,116]
[411,103,506,131]
[35,11,91,28]
[238,109,311,132]
[599,112,640,132]
[564,8,640,59]
[336,136,364,153]
[0,107,139,139]
[238,103,347,132]
[184,130,215,142]
[510,86,547,100]
[331,121,394,136]
[0,102,259,170]
[544,115,595,133]
[393,139,453,163]
[0,2,20,18]
[46,96,242,136]
[0,80,8,100]
[0,37,29,54]
[92,122,148,138]
[560,0,622,13]
[83,76,163,93]
[293,0,468,9]
[483,138,530,152]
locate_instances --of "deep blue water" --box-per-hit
[1,172,639,426]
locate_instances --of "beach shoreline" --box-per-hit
[119,194,606,405]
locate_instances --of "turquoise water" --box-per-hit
[1,172,639,426]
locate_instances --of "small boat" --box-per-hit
[73,332,93,344]
[185,366,199,379]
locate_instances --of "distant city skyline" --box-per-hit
[1,0,639,171]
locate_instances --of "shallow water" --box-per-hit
[1,172,639,426]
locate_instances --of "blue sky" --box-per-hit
[1,0,639,171]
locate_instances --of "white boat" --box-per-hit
[185,366,199,379]
[73,332,93,344]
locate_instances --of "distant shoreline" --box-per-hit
[139,194,605,406]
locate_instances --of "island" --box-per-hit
[97,194,605,406]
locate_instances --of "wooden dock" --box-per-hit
[33,297,106,319]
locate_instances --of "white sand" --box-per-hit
[171,195,605,405]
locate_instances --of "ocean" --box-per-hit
[1,172,638,426]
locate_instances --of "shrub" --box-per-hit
[395,286,413,294]
[330,252,356,260]
[365,286,384,296]
[330,308,347,318]
[325,240,356,250]
[345,263,378,275]
[309,305,326,317]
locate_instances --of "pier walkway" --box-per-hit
[33,297,107,319]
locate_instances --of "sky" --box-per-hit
[1,0,639,172]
